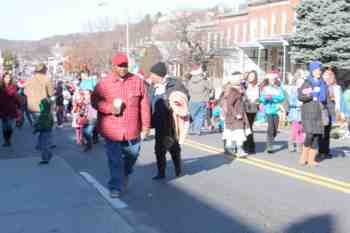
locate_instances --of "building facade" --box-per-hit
[200,0,300,81]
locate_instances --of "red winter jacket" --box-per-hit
[0,84,21,119]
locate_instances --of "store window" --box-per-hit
[271,12,277,35]
[250,19,258,41]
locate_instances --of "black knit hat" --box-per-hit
[150,62,167,78]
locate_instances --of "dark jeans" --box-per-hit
[56,106,65,126]
[154,135,181,177]
[244,113,256,152]
[266,114,279,144]
[38,130,53,162]
[105,138,141,192]
[319,123,332,155]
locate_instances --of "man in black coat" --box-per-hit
[149,62,190,180]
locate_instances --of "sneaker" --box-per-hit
[236,150,248,158]
[152,174,166,180]
[266,144,273,154]
[38,160,49,165]
[109,190,121,199]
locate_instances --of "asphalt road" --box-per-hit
[2,123,350,233]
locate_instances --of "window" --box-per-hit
[243,23,247,42]
[282,12,288,34]
[221,31,225,48]
[260,17,268,38]
[234,24,239,43]
[249,19,258,40]
[271,13,277,35]
[207,32,212,51]
[226,28,231,47]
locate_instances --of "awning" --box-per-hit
[239,37,289,49]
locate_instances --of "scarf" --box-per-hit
[307,76,327,103]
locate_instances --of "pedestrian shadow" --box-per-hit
[124,154,262,233]
[282,214,335,233]
[254,141,288,154]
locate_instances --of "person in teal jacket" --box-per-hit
[259,73,285,153]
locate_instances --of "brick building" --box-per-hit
[201,0,300,81]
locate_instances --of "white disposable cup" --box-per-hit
[113,98,123,115]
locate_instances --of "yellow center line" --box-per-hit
[184,139,350,194]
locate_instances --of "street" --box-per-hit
[1,123,350,233]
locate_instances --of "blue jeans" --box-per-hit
[83,124,95,144]
[105,138,141,192]
[1,118,15,132]
[30,112,54,148]
[189,101,207,134]
[38,130,53,162]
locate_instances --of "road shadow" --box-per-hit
[123,154,262,233]
[254,141,288,154]
[283,214,335,233]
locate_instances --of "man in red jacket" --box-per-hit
[92,53,151,198]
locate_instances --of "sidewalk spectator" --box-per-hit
[243,70,260,154]
[0,72,21,147]
[81,90,97,152]
[298,61,328,166]
[259,73,285,153]
[24,64,55,149]
[287,76,305,153]
[187,65,213,135]
[319,68,338,159]
[91,53,151,198]
[55,82,65,128]
[33,98,54,165]
[72,90,84,145]
[149,62,190,180]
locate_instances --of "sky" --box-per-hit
[0,0,245,41]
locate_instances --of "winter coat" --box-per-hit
[187,75,213,102]
[0,84,21,119]
[222,87,249,130]
[243,84,260,113]
[151,78,190,141]
[34,99,54,133]
[24,74,54,113]
[298,80,325,135]
[259,85,285,116]
[287,86,302,122]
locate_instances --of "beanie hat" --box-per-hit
[309,61,322,72]
[112,53,129,66]
[150,62,167,78]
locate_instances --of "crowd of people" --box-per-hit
[1,52,349,198]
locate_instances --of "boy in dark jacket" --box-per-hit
[149,62,190,180]
[34,98,54,165]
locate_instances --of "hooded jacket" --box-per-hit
[0,84,21,119]
[187,75,213,102]
[151,78,190,139]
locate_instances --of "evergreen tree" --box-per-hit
[290,0,350,68]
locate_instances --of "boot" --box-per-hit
[299,146,309,166]
[2,130,11,147]
[236,145,248,158]
[308,148,320,166]
[171,152,182,177]
[288,141,295,153]
[296,143,303,153]
[266,143,273,154]
[153,152,166,180]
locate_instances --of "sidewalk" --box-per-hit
[0,156,134,233]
